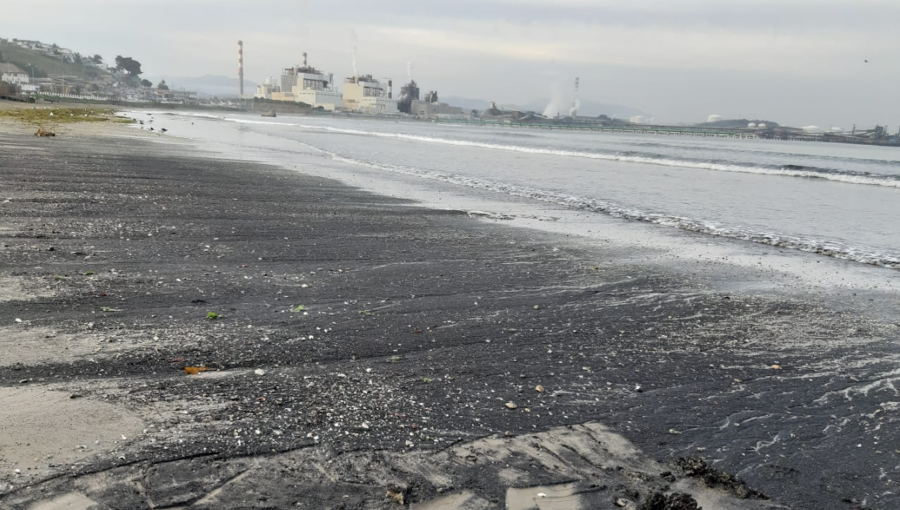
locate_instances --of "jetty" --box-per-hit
[433,118,900,146]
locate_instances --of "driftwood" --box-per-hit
[34,126,56,137]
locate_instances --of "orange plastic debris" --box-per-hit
[184,366,210,375]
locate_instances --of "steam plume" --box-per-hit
[543,79,563,118]
[569,97,581,118]
[349,29,359,77]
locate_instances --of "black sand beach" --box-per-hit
[1,124,897,509]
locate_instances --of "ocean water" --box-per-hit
[132,111,900,273]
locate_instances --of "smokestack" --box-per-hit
[388,80,392,99]
[303,52,308,67]
[238,40,244,99]
[569,77,580,117]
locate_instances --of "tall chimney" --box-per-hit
[303,52,308,67]
[238,40,244,99]
[388,79,392,99]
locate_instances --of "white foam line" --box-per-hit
[263,133,900,270]
[218,117,900,189]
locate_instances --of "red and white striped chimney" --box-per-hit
[238,40,244,99]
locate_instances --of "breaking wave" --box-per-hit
[269,133,899,270]
[225,118,900,189]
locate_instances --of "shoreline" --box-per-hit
[137,108,900,277]
[0,116,897,509]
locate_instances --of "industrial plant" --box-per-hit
[251,47,400,114]
[254,52,343,111]
[342,74,396,114]
[247,44,469,118]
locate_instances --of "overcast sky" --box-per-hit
[3,0,897,127]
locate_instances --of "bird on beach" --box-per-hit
[160,128,168,133]
[864,59,869,63]
[149,127,154,131]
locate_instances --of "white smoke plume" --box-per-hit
[407,61,415,82]
[543,77,563,118]
[569,97,581,117]
[349,29,359,77]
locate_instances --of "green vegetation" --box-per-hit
[114,55,142,76]
[0,107,123,127]
[206,311,220,320]
[291,305,305,312]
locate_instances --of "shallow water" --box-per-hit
[130,111,900,274]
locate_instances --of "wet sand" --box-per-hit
[0,118,897,509]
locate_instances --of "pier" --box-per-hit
[433,118,900,146]
[433,118,759,139]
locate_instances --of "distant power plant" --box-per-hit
[342,75,397,114]
[254,52,343,111]
[252,49,403,113]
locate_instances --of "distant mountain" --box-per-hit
[517,98,645,119]
[443,96,493,112]
[698,118,781,128]
[444,95,644,119]
[143,74,258,97]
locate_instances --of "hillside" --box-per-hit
[0,41,106,79]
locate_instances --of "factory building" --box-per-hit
[254,78,280,100]
[342,75,398,114]
[257,53,342,111]
[410,91,465,119]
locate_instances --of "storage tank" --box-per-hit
[757,123,767,128]
[707,114,722,123]
[748,122,757,128]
